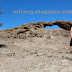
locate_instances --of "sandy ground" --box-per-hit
[0,36,72,72]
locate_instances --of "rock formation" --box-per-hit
[0,21,71,39]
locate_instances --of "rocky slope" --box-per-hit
[0,21,72,72]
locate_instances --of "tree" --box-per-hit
[0,23,2,27]
[0,1,5,26]
[0,1,6,47]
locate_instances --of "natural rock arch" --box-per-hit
[42,21,72,31]
[5,21,72,31]
[0,21,71,39]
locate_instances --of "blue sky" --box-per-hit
[0,0,72,29]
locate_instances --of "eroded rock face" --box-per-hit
[43,21,72,30]
[0,21,71,39]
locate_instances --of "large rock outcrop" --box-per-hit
[0,21,71,39]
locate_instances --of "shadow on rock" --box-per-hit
[0,44,6,48]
